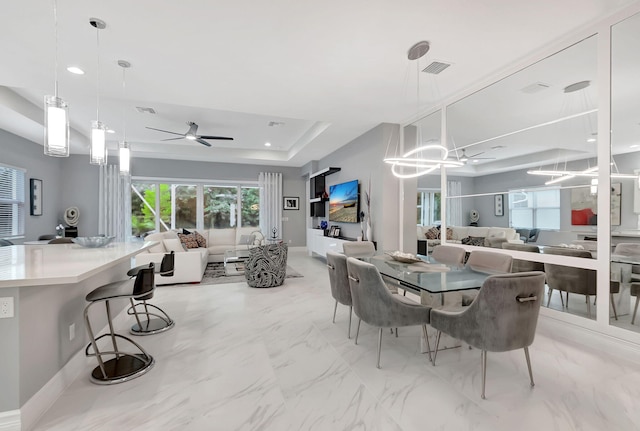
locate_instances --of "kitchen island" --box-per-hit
[0,241,154,431]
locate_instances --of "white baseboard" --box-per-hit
[16,308,130,431]
[0,410,20,431]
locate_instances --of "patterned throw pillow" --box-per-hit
[461,236,485,247]
[425,227,440,240]
[193,231,207,248]
[445,227,453,240]
[178,232,199,249]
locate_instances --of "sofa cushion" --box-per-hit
[451,227,468,241]
[163,238,186,253]
[466,227,489,237]
[193,231,207,248]
[144,233,167,253]
[425,227,440,240]
[208,244,233,255]
[178,232,200,249]
[207,228,236,245]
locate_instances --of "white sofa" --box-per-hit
[417,225,522,249]
[135,227,261,284]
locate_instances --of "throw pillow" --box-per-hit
[445,227,453,240]
[182,228,192,235]
[163,238,186,253]
[147,241,166,253]
[461,236,485,247]
[177,233,199,249]
[425,227,440,240]
[193,231,207,248]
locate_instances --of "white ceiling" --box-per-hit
[0,0,636,167]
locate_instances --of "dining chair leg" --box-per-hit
[422,325,432,362]
[586,295,591,318]
[395,328,398,338]
[546,288,553,307]
[565,292,568,307]
[376,328,383,369]
[632,297,639,325]
[610,294,618,321]
[524,346,534,387]
[432,331,441,366]
[481,350,487,399]
[355,318,361,345]
[348,306,352,338]
[332,300,338,323]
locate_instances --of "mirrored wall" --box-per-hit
[610,11,640,333]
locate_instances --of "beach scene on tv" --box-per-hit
[329,180,359,223]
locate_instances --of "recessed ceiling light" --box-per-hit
[631,144,640,148]
[265,142,271,147]
[472,159,479,163]
[106,129,115,134]
[66,66,84,75]
[587,138,596,143]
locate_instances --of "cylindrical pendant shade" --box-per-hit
[44,95,70,157]
[90,120,107,165]
[119,143,130,175]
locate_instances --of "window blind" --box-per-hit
[0,164,26,238]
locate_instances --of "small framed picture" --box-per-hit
[30,178,43,216]
[334,227,341,238]
[329,226,336,236]
[494,194,504,217]
[283,196,299,210]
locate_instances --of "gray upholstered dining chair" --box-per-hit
[631,282,640,324]
[346,257,432,368]
[543,247,618,319]
[342,241,376,258]
[326,251,353,338]
[501,243,545,273]
[430,271,545,399]
[431,245,465,267]
[462,250,513,305]
[614,243,640,282]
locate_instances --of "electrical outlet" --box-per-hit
[69,323,76,341]
[282,217,289,222]
[0,297,15,318]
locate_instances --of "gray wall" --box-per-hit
[312,123,402,252]
[0,129,64,242]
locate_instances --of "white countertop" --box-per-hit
[0,241,155,288]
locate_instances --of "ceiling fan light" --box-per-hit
[185,134,196,140]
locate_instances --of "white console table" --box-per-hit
[307,228,352,257]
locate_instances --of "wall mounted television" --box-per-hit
[329,179,359,223]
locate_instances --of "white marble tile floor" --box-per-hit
[32,251,640,431]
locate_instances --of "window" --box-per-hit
[509,188,560,230]
[417,190,441,226]
[0,164,25,238]
[131,180,259,236]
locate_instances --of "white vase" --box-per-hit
[366,223,372,242]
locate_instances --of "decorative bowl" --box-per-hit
[385,251,422,263]
[71,236,115,248]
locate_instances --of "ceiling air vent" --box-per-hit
[268,121,285,127]
[422,61,451,75]
[520,82,550,94]
[135,106,156,114]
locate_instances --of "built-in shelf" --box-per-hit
[309,167,341,217]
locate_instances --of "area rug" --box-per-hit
[200,262,303,285]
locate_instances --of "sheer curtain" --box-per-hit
[447,180,462,226]
[99,165,131,241]
[259,172,282,241]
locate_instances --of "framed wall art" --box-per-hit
[30,178,43,216]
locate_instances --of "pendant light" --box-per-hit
[44,0,70,157]
[384,41,462,178]
[89,18,107,165]
[118,60,131,176]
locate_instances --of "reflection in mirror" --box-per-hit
[410,110,441,255]
[440,35,598,318]
[610,12,640,332]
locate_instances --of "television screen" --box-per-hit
[329,179,359,223]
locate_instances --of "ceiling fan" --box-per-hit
[450,148,496,163]
[146,121,233,147]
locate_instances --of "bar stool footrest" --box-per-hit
[131,318,175,335]
[90,353,154,385]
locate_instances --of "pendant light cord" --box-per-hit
[121,66,127,143]
[53,0,59,98]
[96,26,100,121]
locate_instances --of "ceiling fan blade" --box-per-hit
[145,126,185,136]
[195,138,212,147]
[199,135,234,141]
[468,151,486,158]
[161,137,185,141]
